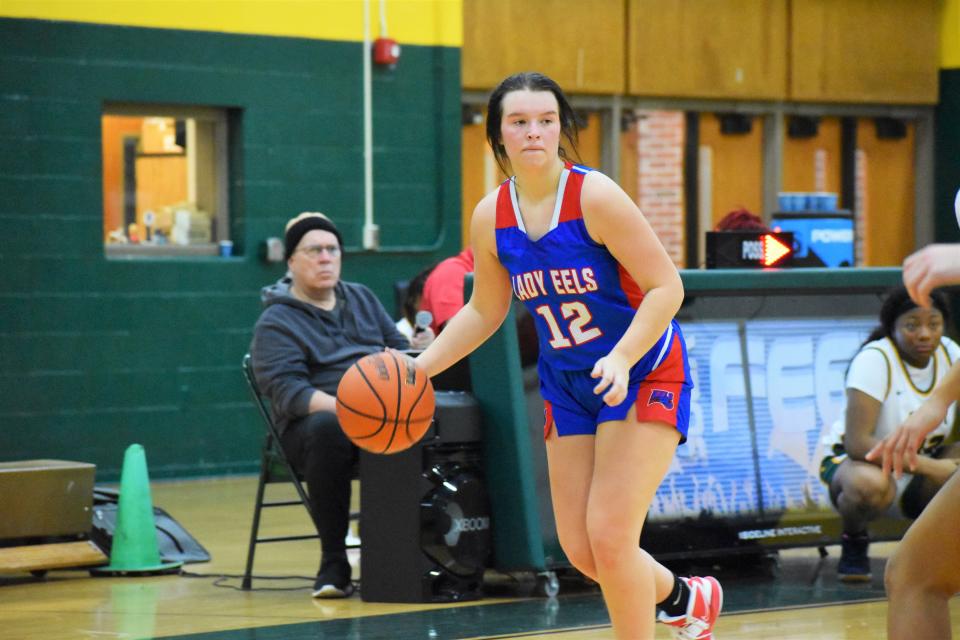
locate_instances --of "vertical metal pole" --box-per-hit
[762,111,784,222]
[362,0,379,249]
[914,110,935,247]
[605,95,622,182]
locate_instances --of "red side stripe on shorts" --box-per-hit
[634,331,685,426]
[543,400,554,440]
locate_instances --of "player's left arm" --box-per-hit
[581,171,684,405]
[868,358,960,478]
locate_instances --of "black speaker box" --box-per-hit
[874,117,907,140]
[718,113,753,135]
[788,116,820,139]
[360,391,491,603]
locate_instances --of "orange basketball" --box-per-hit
[336,351,435,454]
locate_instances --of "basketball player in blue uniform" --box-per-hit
[416,72,722,639]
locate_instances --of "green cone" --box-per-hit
[91,444,182,576]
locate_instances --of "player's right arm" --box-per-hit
[842,388,883,461]
[842,347,890,461]
[415,192,514,378]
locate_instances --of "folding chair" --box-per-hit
[240,354,358,590]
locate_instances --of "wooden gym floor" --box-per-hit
[1,475,959,639]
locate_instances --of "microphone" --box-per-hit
[413,310,433,335]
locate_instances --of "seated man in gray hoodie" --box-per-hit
[250,212,432,598]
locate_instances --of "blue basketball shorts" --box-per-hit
[540,329,691,443]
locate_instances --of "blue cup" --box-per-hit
[819,192,838,211]
[219,240,233,257]
[778,193,793,211]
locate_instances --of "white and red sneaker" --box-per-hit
[657,576,723,640]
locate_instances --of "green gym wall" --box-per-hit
[0,3,463,480]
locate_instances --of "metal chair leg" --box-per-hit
[241,445,271,590]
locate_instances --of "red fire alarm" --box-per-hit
[373,37,401,66]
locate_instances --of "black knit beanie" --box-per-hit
[284,214,343,260]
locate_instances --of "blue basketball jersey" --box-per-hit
[494,162,675,372]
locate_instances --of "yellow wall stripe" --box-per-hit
[945,0,960,69]
[0,0,462,48]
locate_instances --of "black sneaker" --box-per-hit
[312,580,355,599]
[838,532,871,582]
[312,555,354,599]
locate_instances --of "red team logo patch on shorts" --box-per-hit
[647,389,675,410]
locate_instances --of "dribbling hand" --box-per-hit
[591,352,630,406]
[385,347,418,371]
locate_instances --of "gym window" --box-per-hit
[102,104,230,257]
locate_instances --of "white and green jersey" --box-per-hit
[824,336,960,453]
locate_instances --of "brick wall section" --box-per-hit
[636,110,686,266]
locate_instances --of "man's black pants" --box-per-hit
[280,411,358,557]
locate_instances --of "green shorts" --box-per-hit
[819,443,848,486]
[819,442,953,518]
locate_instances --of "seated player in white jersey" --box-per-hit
[820,285,960,581]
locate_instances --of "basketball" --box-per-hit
[336,351,435,454]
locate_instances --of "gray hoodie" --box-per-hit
[250,277,409,434]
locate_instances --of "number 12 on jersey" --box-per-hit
[536,302,603,349]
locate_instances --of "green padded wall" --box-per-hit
[0,18,462,479]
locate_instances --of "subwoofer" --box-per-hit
[360,391,491,603]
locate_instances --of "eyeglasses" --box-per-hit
[298,244,341,258]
